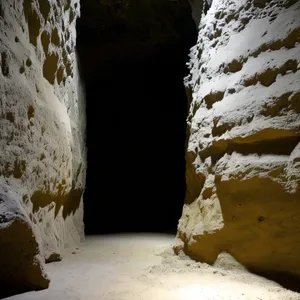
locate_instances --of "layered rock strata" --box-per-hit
[176,0,300,280]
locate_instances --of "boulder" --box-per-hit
[0,184,49,298]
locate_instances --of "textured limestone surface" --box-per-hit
[0,184,50,297]
[176,0,300,279]
[0,0,86,295]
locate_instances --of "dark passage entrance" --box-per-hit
[76,0,197,234]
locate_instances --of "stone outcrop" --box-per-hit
[176,0,300,281]
[0,0,86,295]
[0,185,49,297]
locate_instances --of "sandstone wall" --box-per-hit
[176,0,300,279]
[0,0,86,295]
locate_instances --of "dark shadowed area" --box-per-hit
[76,0,197,234]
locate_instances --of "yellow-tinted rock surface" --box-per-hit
[0,0,86,295]
[176,0,300,279]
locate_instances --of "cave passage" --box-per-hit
[76,2,197,234]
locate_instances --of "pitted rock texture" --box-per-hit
[0,0,86,294]
[0,184,50,298]
[176,0,300,279]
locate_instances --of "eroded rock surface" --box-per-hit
[0,184,49,298]
[176,0,300,280]
[0,0,86,294]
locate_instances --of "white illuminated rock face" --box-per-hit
[176,0,300,278]
[0,0,86,294]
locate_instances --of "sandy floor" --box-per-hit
[5,234,300,300]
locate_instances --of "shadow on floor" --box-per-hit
[253,270,300,293]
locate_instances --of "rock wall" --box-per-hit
[0,0,86,295]
[176,0,300,280]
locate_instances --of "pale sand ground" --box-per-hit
[5,234,300,300]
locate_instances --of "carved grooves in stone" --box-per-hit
[0,159,27,179]
[23,0,42,46]
[282,0,299,9]
[56,66,64,84]
[222,27,300,74]
[27,105,35,120]
[262,91,300,116]
[64,0,71,12]
[243,59,298,87]
[43,53,59,84]
[5,112,14,123]
[31,164,83,219]
[191,101,200,119]
[31,183,83,219]
[1,52,9,76]
[199,129,300,163]
[212,121,234,137]
[204,91,225,109]
[13,160,26,179]
[51,27,60,46]
[41,31,50,53]
[185,151,206,204]
[202,187,213,200]
[225,12,239,24]
[208,28,222,41]
[0,3,4,18]
[253,0,272,8]
[212,91,300,137]
[223,59,243,73]
[185,85,195,124]
[62,49,72,77]
[37,0,51,22]
[69,8,76,24]
[253,27,300,55]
